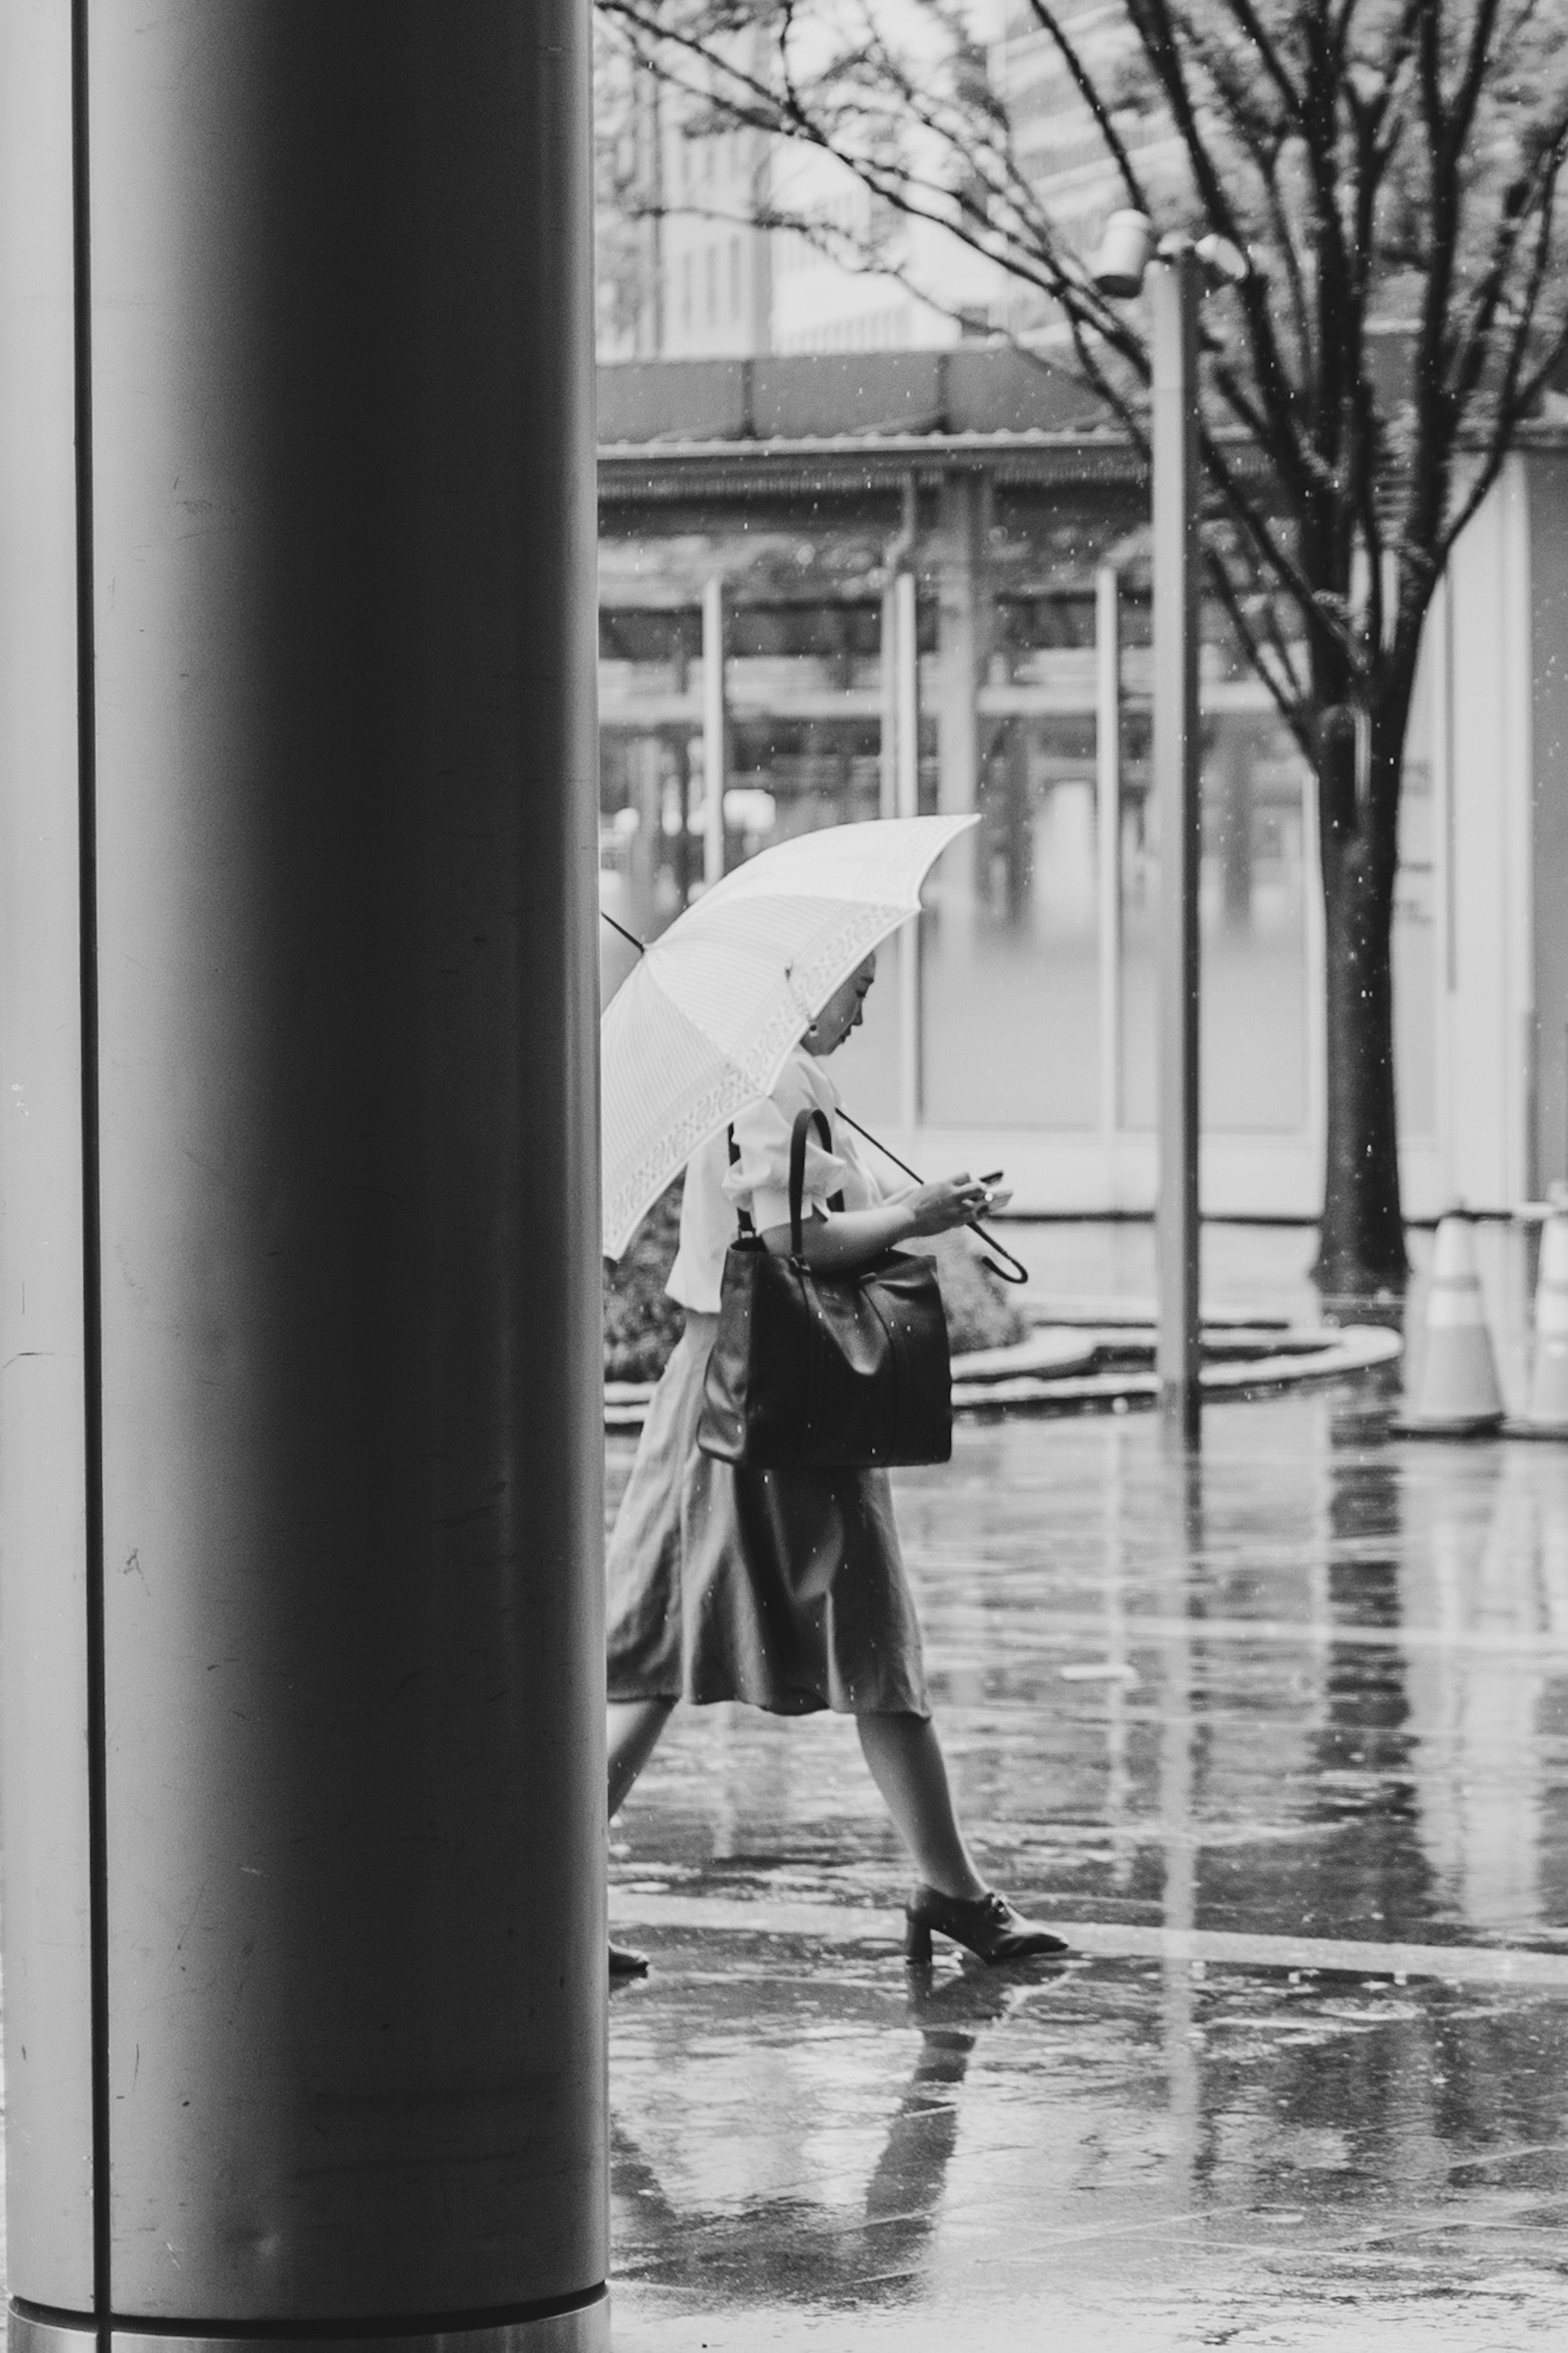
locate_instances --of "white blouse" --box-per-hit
[666,1047,886,1314]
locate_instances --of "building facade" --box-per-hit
[597,349,1568,1223]
[596,3,1193,365]
[989,0,1187,289]
[596,17,1007,362]
[595,35,773,361]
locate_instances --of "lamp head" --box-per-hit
[1194,232,1250,288]
[1091,209,1154,298]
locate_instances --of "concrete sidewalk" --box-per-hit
[605,1340,1568,2349]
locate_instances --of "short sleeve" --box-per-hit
[722,1065,847,1235]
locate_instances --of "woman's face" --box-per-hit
[804,952,878,1056]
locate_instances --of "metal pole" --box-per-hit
[895,566,922,1131]
[703,574,728,886]
[1431,572,1457,1191]
[0,6,606,2347]
[935,472,983,824]
[1152,250,1202,1438]
[648,71,665,356]
[1096,563,1123,1148]
[880,578,900,823]
[880,474,918,827]
[1159,1451,1202,2197]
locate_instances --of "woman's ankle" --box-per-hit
[918,1868,988,1903]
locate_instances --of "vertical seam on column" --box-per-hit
[70,2,111,2342]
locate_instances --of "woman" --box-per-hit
[606,949,1067,1975]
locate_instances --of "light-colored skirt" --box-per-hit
[606,1311,931,1717]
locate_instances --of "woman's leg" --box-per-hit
[857,1712,987,1900]
[608,1696,677,1820]
[606,1700,676,1978]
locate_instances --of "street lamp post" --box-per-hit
[1152,247,1203,1441]
[1091,214,1248,1442]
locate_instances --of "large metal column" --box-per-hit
[0,7,607,2351]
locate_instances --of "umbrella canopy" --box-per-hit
[601,813,977,1258]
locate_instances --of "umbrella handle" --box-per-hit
[967,1221,1031,1287]
[837,1110,1031,1286]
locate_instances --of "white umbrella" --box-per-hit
[601,813,978,1258]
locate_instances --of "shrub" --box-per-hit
[602,1180,685,1382]
[917,1229,1029,1355]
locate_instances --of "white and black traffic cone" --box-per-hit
[1505,1185,1568,1439]
[1391,1208,1505,1437]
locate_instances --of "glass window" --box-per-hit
[920,716,1103,1129]
[1119,706,1311,1133]
[597,604,704,1003]
[597,534,1323,1150]
[725,716,901,1123]
[599,729,705,1007]
[1200,715,1311,1133]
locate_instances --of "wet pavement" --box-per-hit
[607,1228,1568,2347]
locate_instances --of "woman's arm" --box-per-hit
[758,1176,1009,1274]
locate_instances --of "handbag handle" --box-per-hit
[784,1104,1029,1284]
[726,1125,757,1240]
[788,1107,835,1264]
[729,1113,844,1252]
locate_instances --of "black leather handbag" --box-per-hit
[696,1106,952,1470]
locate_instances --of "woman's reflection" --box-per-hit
[610,1964,1028,2307]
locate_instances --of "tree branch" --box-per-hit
[1021,0,1151,210]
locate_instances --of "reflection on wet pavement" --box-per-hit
[607,1379,1568,2346]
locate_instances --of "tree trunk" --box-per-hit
[1311,706,1410,1300]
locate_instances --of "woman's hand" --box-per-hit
[902,1174,1007,1237]
[760,1172,1012,1273]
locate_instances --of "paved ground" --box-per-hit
[606,1223,1568,2350]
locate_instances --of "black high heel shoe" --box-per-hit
[609,1939,649,1978]
[904,1885,1070,1965]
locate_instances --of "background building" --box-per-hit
[595,2,1189,362]
[768,155,964,356]
[595,33,774,360]
[596,348,1568,1224]
[989,0,1186,312]
[596,16,1009,361]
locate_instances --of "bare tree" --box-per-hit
[599,0,1568,1294]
